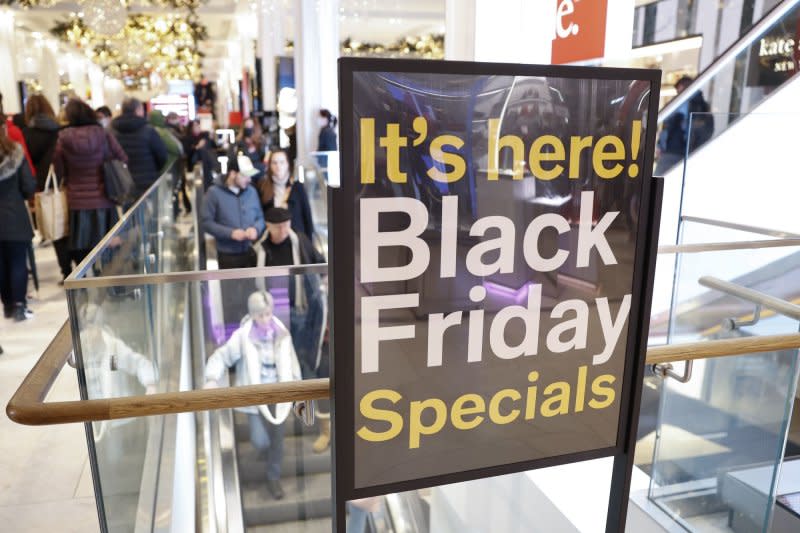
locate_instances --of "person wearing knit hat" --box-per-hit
[204,289,301,500]
[255,205,328,451]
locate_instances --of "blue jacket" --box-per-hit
[202,183,265,254]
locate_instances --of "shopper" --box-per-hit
[147,110,183,176]
[53,98,128,266]
[655,76,714,175]
[257,148,315,242]
[162,113,192,216]
[202,164,263,325]
[95,106,113,129]
[185,119,216,190]
[201,165,264,269]
[230,117,266,181]
[204,290,301,500]
[317,109,337,152]
[22,94,70,282]
[259,206,327,450]
[23,94,60,192]
[0,92,34,174]
[0,120,36,321]
[111,97,168,200]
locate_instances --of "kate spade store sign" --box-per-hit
[748,6,800,86]
[331,58,662,531]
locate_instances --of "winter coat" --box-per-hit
[0,144,35,241]
[23,115,60,191]
[53,125,128,210]
[257,178,315,241]
[5,118,33,174]
[658,92,714,156]
[201,182,265,254]
[318,125,337,151]
[204,316,301,421]
[111,115,168,198]
[148,111,183,174]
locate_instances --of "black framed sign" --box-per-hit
[330,58,662,533]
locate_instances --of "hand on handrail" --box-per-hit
[203,380,220,390]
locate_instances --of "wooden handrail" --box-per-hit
[645,333,800,365]
[7,321,800,426]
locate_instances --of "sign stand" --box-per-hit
[606,176,663,533]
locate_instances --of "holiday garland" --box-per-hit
[50,13,207,82]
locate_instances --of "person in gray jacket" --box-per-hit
[204,290,301,500]
[202,164,265,326]
[201,165,264,269]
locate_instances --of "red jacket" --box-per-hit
[5,118,34,174]
[53,125,128,210]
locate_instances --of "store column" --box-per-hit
[445,0,552,63]
[257,0,284,112]
[0,8,20,113]
[238,10,257,118]
[68,55,89,102]
[293,0,339,166]
[39,40,61,109]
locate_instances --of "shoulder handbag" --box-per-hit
[34,165,69,241]
[103,133,136,205]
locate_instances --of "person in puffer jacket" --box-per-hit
[53,98,128,266]
[0,123,36,321]
[111,98,168,200]
[204,290,301,500]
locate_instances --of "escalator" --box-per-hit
[233,413,332,531]
[653,0,800,247]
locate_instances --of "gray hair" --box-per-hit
[121,97,142,116]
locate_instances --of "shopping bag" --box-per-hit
[103,133,136,205]
[34,165,69,241]
[103,159,136,206]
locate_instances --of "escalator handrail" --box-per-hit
[699,275,800,320]
[7,321,800,426]
[657,0,800,124]
[659,238,800,254]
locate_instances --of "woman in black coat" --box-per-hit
[22,94,60,191]
[0,124,36,321]
[22,94,70,282]
[256,149,315,241]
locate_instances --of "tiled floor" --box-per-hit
[0,243,99,532]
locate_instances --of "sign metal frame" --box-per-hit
[330,57,662,533]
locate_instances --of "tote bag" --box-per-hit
[34,165,69,241]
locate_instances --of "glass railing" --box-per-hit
[68,173,179,281]
[64,172,205,532]
[303,151,336,258]
[651,110,800,338]
[41,129,800,533]
[638,124,800,531]
[647,255,800,532]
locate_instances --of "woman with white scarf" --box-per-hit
[204,290,301,500]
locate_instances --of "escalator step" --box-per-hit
[247,517,331,532]
[242,472,332,527]
[238,439,331,482]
